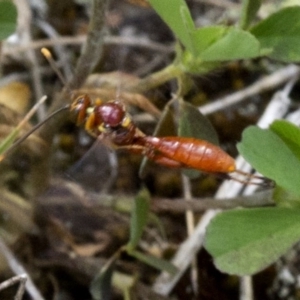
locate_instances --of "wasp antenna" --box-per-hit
[0,96,47,161]
[17,95,47,131]
[41,47,67,87]
[0,104,70,160]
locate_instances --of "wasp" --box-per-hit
[70,94,270,186]
[4,48,269,186]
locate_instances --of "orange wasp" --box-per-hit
[70,94,269,186]
[5,92,270,186]
[4,49,267,185]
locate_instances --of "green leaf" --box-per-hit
[190,26,226,55]
[128,249,177,275]
[149,0,262,62]
[148,212,167,240]
[0,1,17,40]
[0,127,21,155]
[199,28,261,61]
[205,207,300,275]
[270,120,300,161]
[273,185,300,208]
[237,126,300,197]
[250,6,300,62]
[148,0,196,55]
[178,99,219,178]
[239,0,262,29]
[127,188,151,251]
[178,100,219,145]
[90,260,115,300]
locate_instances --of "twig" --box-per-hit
[240,276,253,300]
[126,64,182,93]
[181,174,198,295]
[199,64,300,115]
[2,35,173,55]
[181,175,195,235]
[0,237,45,300]
[68,0,109,91]
[135,54,170,76]
[151,190,274,213]
[13,0,46,121]
[0,274,27,300]
[35,19,73,80]
[37,186,274,213]
[0,96,47,159]
[107,36,173,54]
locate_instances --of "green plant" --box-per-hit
[90,0,300,287]
[146,0,300,83]
[139,0,300,279]
[90,188,177,300]
[0,0,17,40]
[205,120,300,275]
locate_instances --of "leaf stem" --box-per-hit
[126,64,183,93]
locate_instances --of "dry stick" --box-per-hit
[40,186,273,213]
[125,64,182,94]
[0,95,47,162]
[0,237,45,300]
[106,36,173,54]
[15,96,47,132]
[240,276,253,300]
[200,64,300,115]
[35,19,73,79]
[1,104,69,160]
[152,79,296,296]
[0,274,27,300]
[44,187,274,213]
[13,0,46,121]
[150,190,274,213]
[135,54,170,76]
[2,35,173,55]
[181,174,198,295]
[68,0,109,91]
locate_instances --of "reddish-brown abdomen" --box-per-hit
[144,136,236,173]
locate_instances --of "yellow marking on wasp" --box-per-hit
[98,123,106,133]
[121,115,131,128]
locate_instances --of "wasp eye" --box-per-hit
[71,95,91,124]
[71,95,91,112]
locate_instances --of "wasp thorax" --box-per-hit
[111,122,137,145]
[93,102,125,128]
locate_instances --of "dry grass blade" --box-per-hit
[0,274,27,300]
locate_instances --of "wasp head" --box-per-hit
[70,94,92,125]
